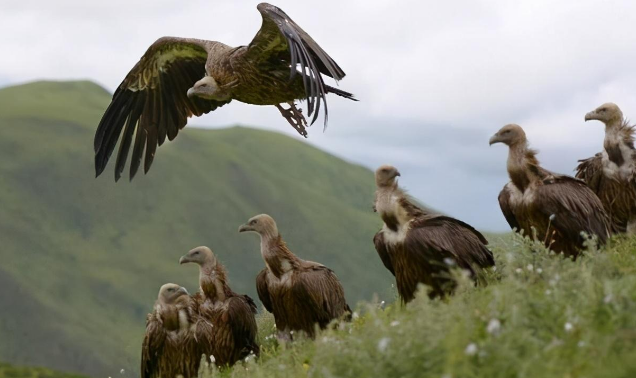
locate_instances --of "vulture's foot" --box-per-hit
[276,102,308,137]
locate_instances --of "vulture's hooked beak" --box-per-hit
[395,171,401,177]
[179,255,189,265]
[186,87,195,99]
[584,111,596,122]
[178,287,189,296]
[489,134,500,146]
[238,224,251,233]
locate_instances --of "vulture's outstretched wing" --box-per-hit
[246,3,346,125]
[94,37,231,181]
[256,268,273,312]
[498,184,521,231]
[141,314,166,378]
[575,153,604,192]
[535,175,610,245]
[373,231,395,275]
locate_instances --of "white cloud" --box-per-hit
[2,0,636,231]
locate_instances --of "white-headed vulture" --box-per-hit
[490,124,611,258]
[239,214,351,339]
[577,103,636,234]
[179,246,259,367]
[94,3,356,181]
[372,165,494,303]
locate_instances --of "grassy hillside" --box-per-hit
[202,235,636,378]
[0,363,88,378]
[0,81,394,377]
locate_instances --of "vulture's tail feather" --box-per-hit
[325,85,357,101]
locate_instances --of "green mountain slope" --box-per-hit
[0,80,393,377]
[0,362,88,378]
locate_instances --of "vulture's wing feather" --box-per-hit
[575,153,604,192]
[408,216,495,272]
[535,175,610,245]
[292,263,348,323]
[141,313,166,378]
[246,3,346,126]
[498,184,521,231]
[373,231,396,276]
[94,37,231,181]
[226,296,260,357]
[256,268,273,313]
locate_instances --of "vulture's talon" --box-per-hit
[276,102,308,137]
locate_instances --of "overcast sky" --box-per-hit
[2,0,636,231]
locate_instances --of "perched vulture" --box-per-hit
[490,124,611,258]
[94,2,356,181]
[179,246,259,367]
[141,283,198,378]
[576,103,636,234]
[372,165,494,303]
[238,214,351,339]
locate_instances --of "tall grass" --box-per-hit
[201,234,636,378]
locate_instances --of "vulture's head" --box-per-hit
[179,246,216,267]
[489,124,527,147]
[585,103,623,125]
[375,165,401,187]
[187,76,230,101]
[238,214,279,237]
[158,283,189,305]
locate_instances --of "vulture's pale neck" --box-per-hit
[506,140,542,192]
[603,119,635,166]
[199,261,230,303]
[260,233,300,279]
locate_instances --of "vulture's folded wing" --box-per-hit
[226,296,260,357]
[536,176,610,245]
[256,268,273,313]
[373,231,396,276]
[575,153,604,192]
[246,3,346,125]
[498,184,521,232]
[141,314,166,378]
[94,37,231,181]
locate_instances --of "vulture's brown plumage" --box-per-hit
[576,103,636,234]
[94,3,356,181]
[180,246,259,367]
[372,165,494,302]
[239,214,351,339]
[141,283,199,378]
[490,124,611,258]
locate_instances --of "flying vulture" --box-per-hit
[576,103,636,234]
[141,283,199,378]
[179,246,259,367]
[372,165,495,302]
[94,3,356,181]
[490,124,611,258]
[238,214,351,339]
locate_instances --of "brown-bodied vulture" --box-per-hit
[576,103,636,234]
[238,214,351,339]
[372,165,494,303]
[490,124,611,258]
[94,3,356,181]
[141,283,199,378]
[179,246,259,367]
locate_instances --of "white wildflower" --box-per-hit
[377,337,391,352]
[564,322,573,332]
[464,343,478,356]
[352,311,360,319]
[515,268,523,274]
[390,321,400,327]
[549,214,556,221]
[443,258,456,266]
[120,369,125,375]
[604,294,613,304]
[545,289,552,295]
[487,318,501,335]
[536,268,543,274]
[210,355,216,364]
[578,341,586,348]
[526,264,534,272]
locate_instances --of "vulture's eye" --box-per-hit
[193,251,199,255]
[250,220,257,225]
[503,130,510,134]
[381,168,389,173]
[600,108,606,112]
[168,288,175,292]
